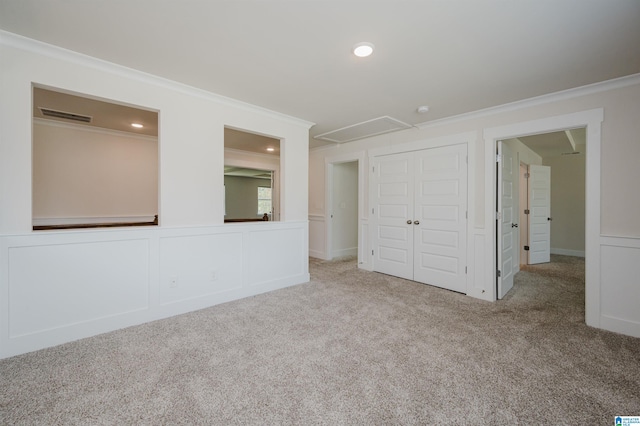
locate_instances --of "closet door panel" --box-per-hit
[413,144,467,293]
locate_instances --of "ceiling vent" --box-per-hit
[314,116,413,143]
[38,107,92,123]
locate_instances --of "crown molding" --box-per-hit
[415,73,640,130]
[0,30,315,130]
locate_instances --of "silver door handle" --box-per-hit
[407,220,412,225]
[413,220,420,225]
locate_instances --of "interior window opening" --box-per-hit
[224,127,280,223]
[32,85,159,230]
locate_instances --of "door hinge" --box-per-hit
[465,266,468,274]
[372,166,375,173]
[372,208,375,215]
[497,269,502,277]
[524,209,530,215]
[524,172,530,179]
[372,250,374,256]
[496,154,502,163]
[524,245,530,251]
[496,211,502,220]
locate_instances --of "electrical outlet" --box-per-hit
[169,275,178,288]
[210,270,218,282]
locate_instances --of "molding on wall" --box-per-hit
[0,30,315,130]
[416,73,640,130]
[33,216,156,227]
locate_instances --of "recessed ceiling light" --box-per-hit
[131,123,143,128]
[353,42,374,58]
[266,147,275,152]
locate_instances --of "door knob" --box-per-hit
[511,223,518,228]
[414,220,420,225]
[407,220,412,225]
[547,217,552,221]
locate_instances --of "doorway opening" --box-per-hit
[330,161,358,258]
[496,127,587,299]
[325,154,365,264]
[485,108,602,326]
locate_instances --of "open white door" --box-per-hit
[372,152,414,280]
[528,164,551,264]
[497,141,515,299]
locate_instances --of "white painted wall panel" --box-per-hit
[308,215,325,259]
[600,238,640,337]
[248,227,305,286]
[159,232,244,305]
[8,239,149,337]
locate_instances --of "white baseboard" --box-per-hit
[309,249,324,259]
[551,248,585,257]
[332,247,357,258]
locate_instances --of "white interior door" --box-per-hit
[373,144,468,293]
[528,164,551,264]
[372,152,414,279]
[413,144,467,293]
[497,141,515,299]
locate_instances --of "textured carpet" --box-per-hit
[1,255,639,425]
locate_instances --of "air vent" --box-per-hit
[314,116,413,143]
[561,151,581,156]
[39,107,92,123]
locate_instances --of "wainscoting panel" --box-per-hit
[468,230,491,301]
[599,236,640,338]
[159,232,244,305]
[248,226,306,287]
[308,215,325,259]
[8,239,149,338]
[0,221,310,359]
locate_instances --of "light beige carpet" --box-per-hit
[1,255,638,424]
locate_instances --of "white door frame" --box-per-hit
[325,153,365,263]
[483,108,603,327]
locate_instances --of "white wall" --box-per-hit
[331,161,358,258]
[309,74,640,338]
[33,120,158,223]
[544,154,586,256]
[224,175,269,219]
[0,32,312,359]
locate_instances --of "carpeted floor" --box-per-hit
[1,255,638,425]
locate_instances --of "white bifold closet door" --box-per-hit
[372,144,467,293]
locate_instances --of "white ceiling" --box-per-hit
[518,128,586,159]
[2,1,640,149]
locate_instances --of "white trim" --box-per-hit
[417,74,639,130]
[551,248,585,258]
[33,118,158,142]
[33,216,156,227]
[600,235,640,248]
[484,108,603,328]
[1,30,314,130]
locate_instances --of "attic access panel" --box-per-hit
[315,116,413,144]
